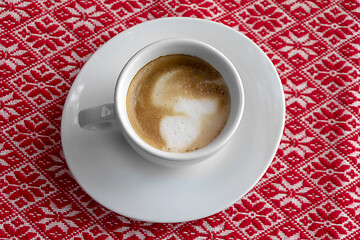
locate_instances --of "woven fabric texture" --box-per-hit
[1,0,360,239]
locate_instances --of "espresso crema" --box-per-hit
[126,54,231,153]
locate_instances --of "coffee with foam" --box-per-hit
[126,54,231,153]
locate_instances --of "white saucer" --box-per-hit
[61,18,285,223]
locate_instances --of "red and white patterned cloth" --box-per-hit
[1,0,360,239]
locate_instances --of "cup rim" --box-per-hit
[114,38,244,162]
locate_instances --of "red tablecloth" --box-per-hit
[1,0,360,239]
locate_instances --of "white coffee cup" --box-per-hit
[79,38,244,167]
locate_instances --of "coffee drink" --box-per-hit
[126,54,231,153]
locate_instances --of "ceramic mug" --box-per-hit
[78,38,244,167]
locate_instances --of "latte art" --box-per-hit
[160,98,218,152]
[126,54,231,153]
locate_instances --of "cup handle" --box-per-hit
[78,103,118,130]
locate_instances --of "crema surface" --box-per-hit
[126,54,231,153]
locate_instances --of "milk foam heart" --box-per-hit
[160,98,217,152]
